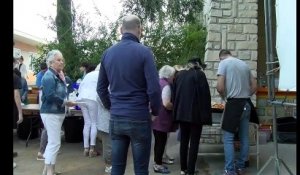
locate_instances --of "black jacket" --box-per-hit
[172,68,212,125]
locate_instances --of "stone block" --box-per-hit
[213,44,221,49]
[211,2,220,8]
[251,19,258,24]
[221,3,232,9]
[227,42,235,50]
[238,10,258,18]
[251,51,258,60]
[245,61,257,70]
[214,62,219,70]
[257,98,268,107]
[249,34,258,41]
[208,17,217,23]
[223,10,232,16]
[205,62,213,69]
[258,116,273,125]
[208,24,221,31]
[245,0,258,2]
[205,50,221,61]
[210,9,223,17]
[236,41,257,50]
[207,32,221,42]
[209,87,215,96]
[227,33,247,41]
[244,24,258,33]
[205,42,213,50]
[235,18,251,24]
[265,107,273,116]
[218,18,234,24]
[238,50,251,60]
[227,24,243,33]
[204,69,217,80]
[211,80,218,87]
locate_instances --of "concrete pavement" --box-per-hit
[13,131,296,175]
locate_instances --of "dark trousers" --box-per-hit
[180,122,203,174]
[153,129,168,165]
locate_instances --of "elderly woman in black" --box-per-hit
[172,57,212,175]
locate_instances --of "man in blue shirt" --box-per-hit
[97,14,161,175]
[36,62,48,89]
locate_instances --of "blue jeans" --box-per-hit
[110,115,152,175]
[223,102,251,174]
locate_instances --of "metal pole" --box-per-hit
[257,0,294,174]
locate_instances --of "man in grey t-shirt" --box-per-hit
[216,49,256,175]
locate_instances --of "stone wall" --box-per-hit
[203,0,258,104]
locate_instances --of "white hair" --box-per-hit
[46,50,63,67]
[159,65,175,79]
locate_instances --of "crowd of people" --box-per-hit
[13,14,257,175]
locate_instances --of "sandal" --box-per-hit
[153,164,170,174]
[89,150,100,157]
[83,149,89,157]
[162,158,174,165]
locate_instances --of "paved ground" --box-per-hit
[13,131,296,175]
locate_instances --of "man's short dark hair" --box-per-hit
[80,62,90,68]
[40,62,47,70]
[219,49,232,57]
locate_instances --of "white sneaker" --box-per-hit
[13,162,17,169]
[105,166,112,173]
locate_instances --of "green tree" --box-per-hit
[31,2,118,80]
[121,0,206,68]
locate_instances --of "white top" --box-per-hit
[19,63,28,78]
[77,70,110,133]
[77,70,99,102]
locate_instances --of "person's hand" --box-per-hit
[165,102,173,110]
[151,115,158,121]
[21,95,25,102]
[16,114,23,125]
[65,101,77,107]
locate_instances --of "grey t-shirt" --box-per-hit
[217,56,252,98]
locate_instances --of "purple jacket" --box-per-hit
[152,78,176,132]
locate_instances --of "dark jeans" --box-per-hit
[110,115,152,175]
[153,129,168,165]
[180,122,203,174]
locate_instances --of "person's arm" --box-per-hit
[20,64,28,78]
[250,72,257,95]
[97,56,111,110]
[216,61,226,100]
[161,85,172,110]
[144,49,161,116]
[14,89,23,124]
[21,79,28,102]
[216,75,225,99]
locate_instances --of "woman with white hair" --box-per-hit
[152,65,176,173]
[77,64,100,158]
[40,50,76,175]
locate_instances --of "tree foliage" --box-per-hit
[32,0,206,79]
[121,0,206,68]
[31,1,117,80]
